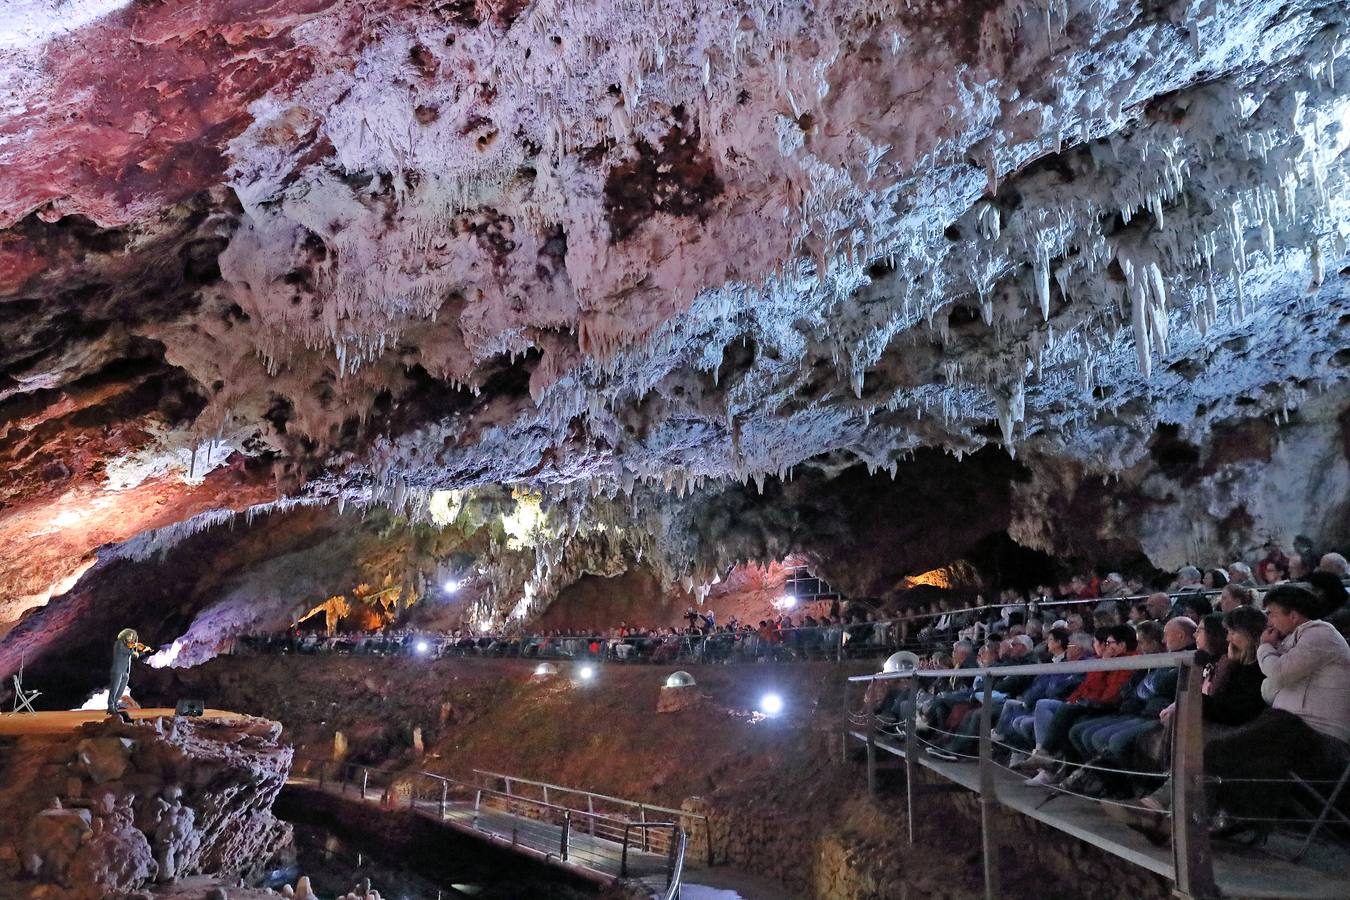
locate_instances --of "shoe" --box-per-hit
[1024,768,1060,787]
[1102,801,1169,846]
[1007,752,1029,768]
[925,747,959,762]
[1013,748,1052,770]
[1138,796,1166,814]
[989,730,1006,744]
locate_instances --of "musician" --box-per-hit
[108,628,150,716]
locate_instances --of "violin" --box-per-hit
[129,641,152,654]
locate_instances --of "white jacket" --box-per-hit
[1258,619,1350,744]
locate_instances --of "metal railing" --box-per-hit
[473,769,715,866]
[291,757,689,896]
[231,586,1232,668]
[846,652,1216,900]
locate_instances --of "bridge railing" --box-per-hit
[472,768,715,867]
[291,756,688,894]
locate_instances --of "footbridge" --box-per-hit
[287,759,707,899]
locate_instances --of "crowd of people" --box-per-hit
[234,603,902,664]
[236,551,1350,676]
[865,550,1350,846]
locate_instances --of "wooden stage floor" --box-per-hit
[0,709,247,736]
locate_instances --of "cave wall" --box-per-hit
[1010,388,1350,568]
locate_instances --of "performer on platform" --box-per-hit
[108,628,150,717]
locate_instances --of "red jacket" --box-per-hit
[1067,652,1137,705]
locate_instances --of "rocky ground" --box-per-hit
[0,714,292,900]
[142,655,1170,898]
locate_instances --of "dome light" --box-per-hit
[415,640,430,655]
[664,671,696,688]
[577,664,596,682]
[759,692,784,716]
[443,579,461,593]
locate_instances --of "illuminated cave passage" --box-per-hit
[1,1,1349,898]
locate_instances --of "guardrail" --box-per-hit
[846,652,1215,900]
[472,769,715,866]
[291,756,689,897]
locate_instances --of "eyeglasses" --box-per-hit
[1104,638,1120,645]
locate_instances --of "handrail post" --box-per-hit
[543,785,550,807]
[361,768,368,801]
[587,795,595,836]
[473,789,482,825]
[704,815,713,866]
[977,679,1000,900]
[621,826,630,877]
[1172,662,1218,899]
[640,805,649,851]
[904,677,918,845]
[560,811,570,861]
[440,780,448,818]
[866,733,877,797]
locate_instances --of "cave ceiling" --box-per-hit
[1,0,1350,639]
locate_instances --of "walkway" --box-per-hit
[850,729,1350,899]
[286,776,678,897]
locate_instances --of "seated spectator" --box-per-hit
[1113,607,1270,829]
[1175,566,1205,591]
[1258,556,1289,585]
[1128,602,1151,624]
[1226,561,1257,588]
[1016,625,1140,784]
[994,628,1083,749]
[1134,620,1164,655]
[1317,552,1349,581]
[1306,570,1350,639]
[1218,583,1255,613]
[1066,613,1090,635]
[1063,618,1196,790]
[1181,593,1213,622]
[1145,592,1174,622]
[1202,585,1350,835]
[1204,568,1229,590]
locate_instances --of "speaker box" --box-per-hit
[174,698,204,717]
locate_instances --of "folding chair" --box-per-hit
[11,671,41,713]
[1286,744,1350,861]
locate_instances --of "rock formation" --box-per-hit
[0,714,292,899]
[0,1,1347,678]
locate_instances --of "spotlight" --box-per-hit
[534,662,558,677]
[415,640,430,655]
[759,692,784,717]
[578,664,596,682]
[443,579,461,593]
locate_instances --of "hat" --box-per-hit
[1051,619,1068,630]
[1012,635,1035,651]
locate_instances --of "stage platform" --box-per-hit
[0,709,247,736]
